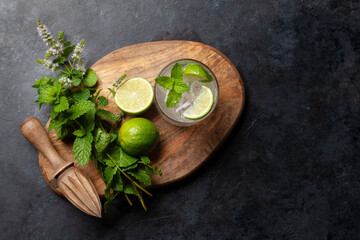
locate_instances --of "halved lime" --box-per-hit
[183,85,214,120]
[114,77,154,115]
[182,64,208,80]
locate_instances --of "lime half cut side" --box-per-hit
[114,77,154,115]
[183,85,214,120]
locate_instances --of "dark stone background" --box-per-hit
[0,0,359,239]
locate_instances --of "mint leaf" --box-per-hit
[123,183,137,195]
[69,100,95,120]
[166,89,181,108]
[106,143,121,163]
[32,76,52,89]
[50,108,59,119]
[78,105,95,132]
[95,129,111,153]
[173,78,190,93]
[107,88,116,97]
[154,165,162,176]
[52,56,65,64]
[145,165,162,176]
[58,31,64,43]
[104,166,117,200]
[122,163,138,171]
[110,132,118,143]
[93,89,103,101]
[155,76,174,89]
[73,129,86,137]
[38,81,61,108]
[96,109,118,121]
[128,168,151,186]
[64,41,71,47]
[104,192,118,213]
[104,166,117,185]
[171,63,182,79]
[200,70,214,83]
[112,171,123,192]
[116,74,127,84]
[83,69,98,87]
[145,165,155,175]
[140,156,150,165]
[53,96,69,112]
[73,133,93,166]
[48,117,67,132]
[57,72,70,80]
[62,45,75,59]
[71,77,81,86]
[91,151,103,165]
[104,185,111,200]
[72,89,90,101]
[55,124,71,140]
[117,148,138,168]
[72,69,83,77]
[104,159,116,167]
[98,96,108,107]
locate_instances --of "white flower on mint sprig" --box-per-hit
[45,46,59,59]
[37,19,64,68]
[37,20,63,51]
[72,39,86,75]
[36,20,56,46]
[36,59,59,72]
[58,77,72,88]
[72,39,85,61]
[75,58,85,74]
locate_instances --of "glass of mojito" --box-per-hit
[154,59,219,126]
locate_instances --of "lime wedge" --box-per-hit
[183,85,214,120]
[182,64,208,80]
[114,77,154,115]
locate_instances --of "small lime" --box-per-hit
[118,118,160,157]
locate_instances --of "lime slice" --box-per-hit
[114,77,154,115]
[183,85,214,120]
[182,64,208,80]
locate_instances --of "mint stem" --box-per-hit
[96,116,105,131]
[124,194,133,206]
[105,153,153,197]
[64,64,71,72]
[67,58,73,69]
[132,181,147,211]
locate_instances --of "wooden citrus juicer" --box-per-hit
[20,117,102,218]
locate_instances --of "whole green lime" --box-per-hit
[118,118,160,157]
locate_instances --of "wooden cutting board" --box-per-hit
[39,41,245,197]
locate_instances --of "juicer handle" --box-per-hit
[20,117,73,178]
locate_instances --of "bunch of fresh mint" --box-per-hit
[33,20,161,212]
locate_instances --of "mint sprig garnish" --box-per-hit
[154,76,174,89]
[173,78,190,93]
[166,89,182,108]
[32,20,162,213]
[155,63,190,108]
[171,62,183,79]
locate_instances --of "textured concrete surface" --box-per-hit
[1,0,359,239]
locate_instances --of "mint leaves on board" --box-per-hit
[32,20,162,213]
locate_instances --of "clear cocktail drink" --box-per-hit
[154,59,219,126]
